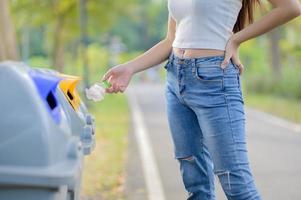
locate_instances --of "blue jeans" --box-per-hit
[164,52,262,200]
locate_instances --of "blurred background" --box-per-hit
[0,0,300,199]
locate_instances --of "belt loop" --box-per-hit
[192,58,196,67]
[179,59,184,65]
[191,58,196,73]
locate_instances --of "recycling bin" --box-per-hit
[0,62,84,200]
[32,68,96,155]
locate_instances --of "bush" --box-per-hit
[245,67,301,100]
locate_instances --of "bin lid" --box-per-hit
[59,74,82,112]
[29,70,62,124]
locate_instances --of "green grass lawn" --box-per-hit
[245,93,301,124]
[81,93,130,200]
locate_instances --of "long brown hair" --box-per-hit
[233,0,261,33]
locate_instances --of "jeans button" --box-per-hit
[179,59,184,64]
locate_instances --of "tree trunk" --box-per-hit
[268,28,282,79]
[0,32,6,60]
[52,15,65,72]
[0,0,19,61]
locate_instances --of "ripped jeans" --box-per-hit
[164,52,262,200]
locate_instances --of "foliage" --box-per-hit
[9,0,141,68]
[239,21,301,101]
[109,0,168,51]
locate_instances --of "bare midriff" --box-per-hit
[173,47,225,59]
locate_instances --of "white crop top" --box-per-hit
[168,0,243,50]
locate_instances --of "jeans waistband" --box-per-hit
[169,50,227,66]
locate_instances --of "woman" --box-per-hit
[102,0,301,199]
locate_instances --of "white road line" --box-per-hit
[246,107,301,133]
[127,90,166,200]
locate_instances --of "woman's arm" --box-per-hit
[222,0,301,68]
[102,16,176,93]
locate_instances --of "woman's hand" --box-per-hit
[101,64,134,93]
[221,35,244,75]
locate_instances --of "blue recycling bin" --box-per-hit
[0,62,94,200]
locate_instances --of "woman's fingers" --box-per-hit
[113,83,119,94]
[105,87,113,93]
[221,51,232,69]
[231,55,244,75]
[105,78,123,94]
[103,73,123,93]
[106,86,123,93]
[237,63,244,75]
[119,85,126,93]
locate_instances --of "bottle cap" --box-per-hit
[102,80,111,88]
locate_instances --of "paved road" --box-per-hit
[125,83,301,200]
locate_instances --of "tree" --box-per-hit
[268,27,282,79]
[50,0,77,71]
[10,0,139,71]
[0,0,19,61]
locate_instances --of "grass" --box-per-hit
[81,93,130,200]
[245,92,301,124]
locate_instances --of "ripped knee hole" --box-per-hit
[178,156,195,162]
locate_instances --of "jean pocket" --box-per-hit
[230,62,240,74]
[195,66,223,82]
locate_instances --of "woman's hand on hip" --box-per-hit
[221,35,244,75]
[101,64,134,93]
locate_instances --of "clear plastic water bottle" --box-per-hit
[85,80,111,102]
